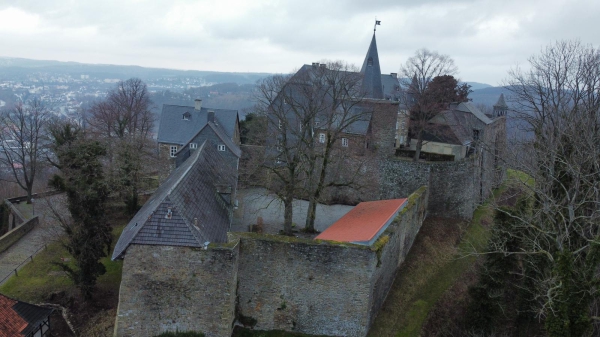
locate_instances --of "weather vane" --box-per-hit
[374,18,381,32]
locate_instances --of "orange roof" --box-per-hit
[315,199,407,244]
[0,294,28,337]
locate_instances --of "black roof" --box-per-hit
[360,33,384,99]
[157,104,238,145]
[13,301,53,336]
[112,140,236,260]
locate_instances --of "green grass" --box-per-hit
[0,222,126,303]
[393,209,491,337]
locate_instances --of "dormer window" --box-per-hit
[217,145,226,151]
[190,143,198,149]
[182,111,191,120]
[473,129,480,141]
[367,57,373,66]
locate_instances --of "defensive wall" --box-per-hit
[379,153,502,219]
[115,186,428,337]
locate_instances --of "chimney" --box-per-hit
[390,73,398,79]
[194,99,202,111]
[208,110,215,123]
[312,62,318,68]
[320,63,326,69]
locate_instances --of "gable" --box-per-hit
[157,104,239,145]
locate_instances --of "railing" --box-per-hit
[0,244,47,284]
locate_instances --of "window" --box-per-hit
[182,112,191,120]
[190,143,197,149]
[319,133,326,143]
[170,145,178,157]
[342,138,348,147]
[278,119,282,129]
[217,144,226,151]
[315,120,320,127]
[473,129,480,141]
[367,57,373,66]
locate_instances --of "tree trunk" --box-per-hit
[283,192,294,236]
[414,129,424,162]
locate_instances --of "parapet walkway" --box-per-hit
[0,194,66,285]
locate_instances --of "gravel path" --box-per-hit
[232,188,354,234]
[0,194,66,285]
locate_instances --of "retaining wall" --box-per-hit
[0,216,39,254]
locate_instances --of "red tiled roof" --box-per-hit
[0,294,28,337]
[315,199,407,243]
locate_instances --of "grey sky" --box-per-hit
[0,0,598,85]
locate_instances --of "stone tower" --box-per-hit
[493,93,508,117]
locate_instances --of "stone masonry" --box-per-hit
[114,186,428,337]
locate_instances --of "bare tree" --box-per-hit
[399,49,460,161]
[87,78,156,212]
[303,61,369,232]
[477,40,600,336]
[254,62,371,234]
[0,99,50,202]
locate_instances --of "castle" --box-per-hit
[111,28,506,337]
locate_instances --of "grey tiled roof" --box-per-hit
[360,34,384,99]
[157,104,239,145]
[494,93,508,109]
[453,102,493,125]
[182,121,242,158]
[112,140,236,260]
[381,74,400,101]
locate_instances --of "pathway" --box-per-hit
[0,194,66,285]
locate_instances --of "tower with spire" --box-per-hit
[493,93,508,117]
[360,22,384,99]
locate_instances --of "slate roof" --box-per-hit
[494,93,508,109]
[360,33,384,99]
[157,104,238,145]
[0,293,53,337]
[112,140,236,260]
[452,102,493,125]
[381,74,400,101]
[182,122,242,158]
[315,199,407,245]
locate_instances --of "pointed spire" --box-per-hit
[494,93,508,109]
[360,33,384,99]
[493,93,508,117]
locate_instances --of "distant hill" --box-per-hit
[464,82,493,90]
[469,86,510,107]
[0,56,271,85]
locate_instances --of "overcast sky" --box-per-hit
[0,0,598,85]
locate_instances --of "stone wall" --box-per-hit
[115,242,240,337]
[368,186,428,322]
[116,187,429,337]
[0,216,39,254]
[379,157,478,219]
[234,234,375,337]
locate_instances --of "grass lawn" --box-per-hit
[0,223,125,303]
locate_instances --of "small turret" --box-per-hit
[493,93,508,117]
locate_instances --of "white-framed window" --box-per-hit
[190,143,198,149]
[342,138,348,147]
[182,112,191,120]
[170,145,178,157]
[319,133,326,143]
[217,144,226,151]
[278,119,282,129]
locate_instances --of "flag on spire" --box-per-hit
[374,19,381,32]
